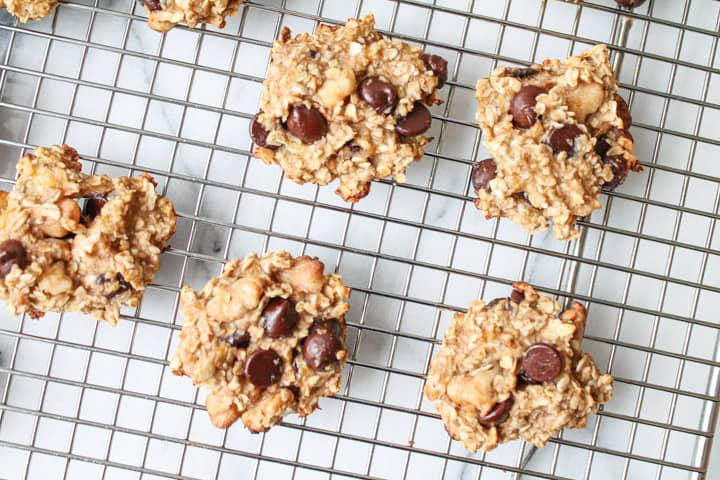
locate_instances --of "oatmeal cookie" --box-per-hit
[139,0,243,32]
[252,14,446,202]
[171,252,351,432]
[0,145,176,325]
[474,44,641,240]
[424,282,613,452]
[0,0,57,22]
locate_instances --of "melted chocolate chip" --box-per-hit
[83,195,107,221]
[303,331,343,371]
[471,158,497,192]
[594,135,612,158]
[224,331,250,349]
[477,398,513,427]
[616,0,646,7]
[510,289,525,304]
[485,297,507,310]
[422,53,449,88]
[139,0,161,10]
[286,105,327,144]
[0,240,28,280]
[97,273,131,299]
[547,125,583,154]
[245,349,283,387]
[250,112,276,149]
[262,297,299,338]
[602,155,629,191]
[505,68,539,79]
[510,86,546,129]
[357,77,398,113]
[395,103,432,137]
[615,95,632,130]
[521,344,563,383]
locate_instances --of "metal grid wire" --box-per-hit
[0,0,719,479]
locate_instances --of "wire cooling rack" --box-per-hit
[1,0,719,479]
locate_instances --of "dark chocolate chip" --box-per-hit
[615,95,632,130]
[521,343,563,383]
[471,158,497,192]
[357,77,398,113]
[308,50,318,59]
[422,54,448,88]
[0,240,28,280]
[602,155,629,191]
[250,112,276,149]
[395,102,432,137]
[97,273,131,299]
[286,105,327,144]
[510,289,525,304]
[245,349,283,387]
[477,397,514,427]
[302,331,343,370]
[262,297,299,338]
[594,135,612,158]
[505,68,539,79]
[224,331,250,349]
[310,318,343,339]
[83,195,107,221]
[615,0,646,7]
[547,125,583,154]
[510,85,546,129]
[485,297,507,309]
[285,385,300,400]
[139,0,161,11]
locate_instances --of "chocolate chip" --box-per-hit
[510,289,525,304]
[477,397,513,427]
[245,349,283,387]
[97,273,131,298]
[308,50,318,59]
[83,195,107,221]
[310,318,343,338]
[594,135,612,158]
[470,158,497,192]
[286,105,327,144]
[395,102,432,137]
[512,192,528,202]
[139,0,161,10]
[250,112,276,149]
[506,68,539,79]
[303,331,343,370]
[0,240,28,280]
[521,344,563,383]
[262,297,299,338]
[547,125,582,154]
[357,77,398,113]
[616,0,646,7]
[422,54,448,88]
[602,155,629,191]
[224,330,250,349]
[485,297,507,309]
[510,86,546,129]
[615,95,632,130]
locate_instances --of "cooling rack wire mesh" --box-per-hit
[0,0,719,479]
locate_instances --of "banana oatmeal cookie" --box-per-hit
[0,145,176,324]
[252,14,446,202]
[139,0,243,32]
[171,251,351,432]
[424,282,613,452]
[0,0,57,22]
[473,44,641,240]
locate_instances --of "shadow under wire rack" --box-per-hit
[1,0,720,479]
